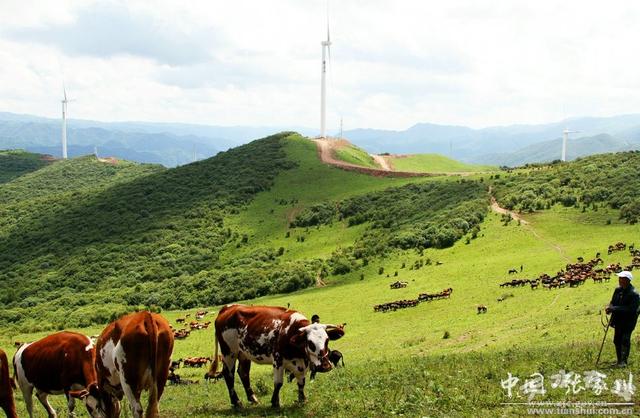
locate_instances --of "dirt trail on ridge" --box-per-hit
[489,188,570,262]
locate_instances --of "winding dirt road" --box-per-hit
[313,139,490,177]
[313,139,432,177]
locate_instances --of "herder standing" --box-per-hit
[606,271,640,367]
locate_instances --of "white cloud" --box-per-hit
[1,0,640,131]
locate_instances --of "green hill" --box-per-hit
[388,153,497,173]
[0,149,52,184]
[2,140,640,416]
[332,140,379,168]
[2,132,464,330]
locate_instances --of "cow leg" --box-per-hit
[65,393,76,416]
[270,365,284,408]
[35,390,57,418]
[18,383,34,418]
[221,355,241,408]
[121,378,144,418]
[237,358,258,404]
[295,373,306,404]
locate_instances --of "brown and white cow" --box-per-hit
[94,311,174,418]
[204,304,344,408]
[0,348,17,418]
[12,332,103,418]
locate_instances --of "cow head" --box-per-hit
[69,383,107,418]
[291,323,345,372]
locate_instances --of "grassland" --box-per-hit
[3,200,639,416]
[387,153,497,173]
[2,140,640,416]
[332,141,379,169]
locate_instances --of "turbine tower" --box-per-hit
[561,128,580,162]
[61,86,69,159]
[320,4,331,139]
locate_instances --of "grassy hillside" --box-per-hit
[2,206,638,417]
[0,149,52,184]
[332,141,379,168]
[388,153,497,173]
[3,142,640,416]
[2,133,473,331]
[0,133,300,330]
[493,151,640,223]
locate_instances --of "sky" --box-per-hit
[1,0,640,132]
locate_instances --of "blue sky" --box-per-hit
[1,0,639,132]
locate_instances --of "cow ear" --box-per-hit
[326,326,345,341]
[290,330,307,347]
[69,389,90,399]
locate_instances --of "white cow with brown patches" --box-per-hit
[93,311,174,418]
[205,304,345,408]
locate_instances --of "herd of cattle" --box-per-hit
[497,243,640,293]
[373,287,453,313]
[0,305,346,417]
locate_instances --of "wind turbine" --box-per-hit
[61,85,69,159]
[320,2,331,139]
[561,128,580,162]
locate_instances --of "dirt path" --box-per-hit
[313,139,490,177]
[313,139,434,178]
[489,196,528,224]
[489,189,570,262]
[371,154,391,171]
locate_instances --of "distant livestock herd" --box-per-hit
[498,242,640,292]
[374,287,453,313]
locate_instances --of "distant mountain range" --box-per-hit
[2,111,640,167]
[342,114,640,166]
[0,112,311,167]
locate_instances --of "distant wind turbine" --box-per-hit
[561,128,580,162]
[61,84,69,159]
[320,1,332,139]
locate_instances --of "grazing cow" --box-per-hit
[477,305,488,314]
[204,304,345,408]
[94,311,174,418]
[12,332,102,418]
[305,348,346,382]
[1,348,17,418]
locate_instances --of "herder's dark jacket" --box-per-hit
[609,284,640,330]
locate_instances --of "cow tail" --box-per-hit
[144,312,159,406]
[206,332,220,379]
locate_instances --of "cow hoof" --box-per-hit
[249,395,259,405]
[232,402,244,410]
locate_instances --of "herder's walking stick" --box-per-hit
[596,310,612,367]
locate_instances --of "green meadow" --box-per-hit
[332,142,379,169]
[388,153,498,173]
[1,136,639,417]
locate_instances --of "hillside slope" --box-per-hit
[0,150,52,184]
[387,153,497,173]
[3,143,640,416]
